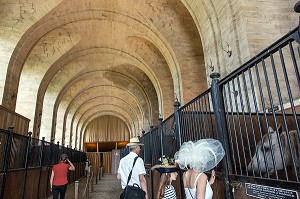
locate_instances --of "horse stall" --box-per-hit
[0,105,30,136]
[141,25,300,199]
[216,25,300,198]
[0,128,86,199]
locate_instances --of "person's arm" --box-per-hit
[67,159,75,170]
[117,173,121,180]
[209,170,216,185]
[50,170,54,191]
[196,173,208,199]
[139,174,148,199]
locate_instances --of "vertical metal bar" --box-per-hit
[195,99,202,140]
[218,87,233,176]
[288,42,300,87]
[185,106,192,140]
[236,76,252,176]
[284,44,300,130]
[254,61,274,178]
[46,141,54,197]
[149,126,154,199]
[227,80,242,174]
[231,78,248,175]
[223,84,237,174]
[207,93,214,138]
[150,126,154,166]
[186,106,192,141]
[261,58,280,179]
[269,52,290,180]
[278,48,300,181]
[174,99,185,199]
[181,107,187,142]
[190,103,197,140]
[202,95,209,138]
[21,132,32,199]
[178,111,183,144]
[57,141,60,163]
[249,65,266,178]
[174,100,182,148]
[37,137,45,199]
[210,72,233,199]
[241,71,260,177]
[158,118,164,160]
[0,127,14,199]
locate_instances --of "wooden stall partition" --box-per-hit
[3,170,25,199]
[24,168,40,199]
[0,174,3,195]
[212,178,225,199]
[151,170,160,198]
[87,152,101,171]
[145,167,152,199]
[172,172,183,199]
[38,167,51,199]
[103,152,112,173]
[0,105,29,135]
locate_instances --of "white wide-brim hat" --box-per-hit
[126,137,144,147]
[174,139,225,172]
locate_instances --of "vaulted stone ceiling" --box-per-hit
[0,0,297,149]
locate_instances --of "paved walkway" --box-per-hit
[47,174,122,199]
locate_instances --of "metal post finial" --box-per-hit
[210,72,220,79]
[294,1,300,13]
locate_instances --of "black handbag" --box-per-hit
[120,156,146,199]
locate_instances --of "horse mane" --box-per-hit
[280,130,300,167]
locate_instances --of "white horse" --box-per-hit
[248,124,300,176]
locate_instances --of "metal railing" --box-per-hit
[140,25,300,197]
[0,127,87,199]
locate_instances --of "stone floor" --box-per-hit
[47,174,123,199]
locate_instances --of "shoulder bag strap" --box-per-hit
[126,156,139,186]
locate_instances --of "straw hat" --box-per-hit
[174,139,225,173]
[126,137,144,147]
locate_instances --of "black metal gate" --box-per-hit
[141,22,300,199]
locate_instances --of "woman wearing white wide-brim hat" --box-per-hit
[174,139,225,199]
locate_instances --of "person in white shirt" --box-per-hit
[117,137,148,199]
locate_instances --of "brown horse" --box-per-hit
[248,124,300,176]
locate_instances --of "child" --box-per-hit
[152,157,180,199]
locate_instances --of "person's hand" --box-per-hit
[145,194,148,199]
[50,187,52,192]
[209,170,216,185]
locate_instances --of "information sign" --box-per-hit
[245,183,298,199]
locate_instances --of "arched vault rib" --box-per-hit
[4,9,182,109]
[75,111,131,149]
[78,111,132,150]
[65,86,144,138]
[34,47,166,136]
[49,71,152,141]
[76,105,136,149]
[65,95,141,146]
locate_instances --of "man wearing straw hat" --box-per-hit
[117,137,148,199]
